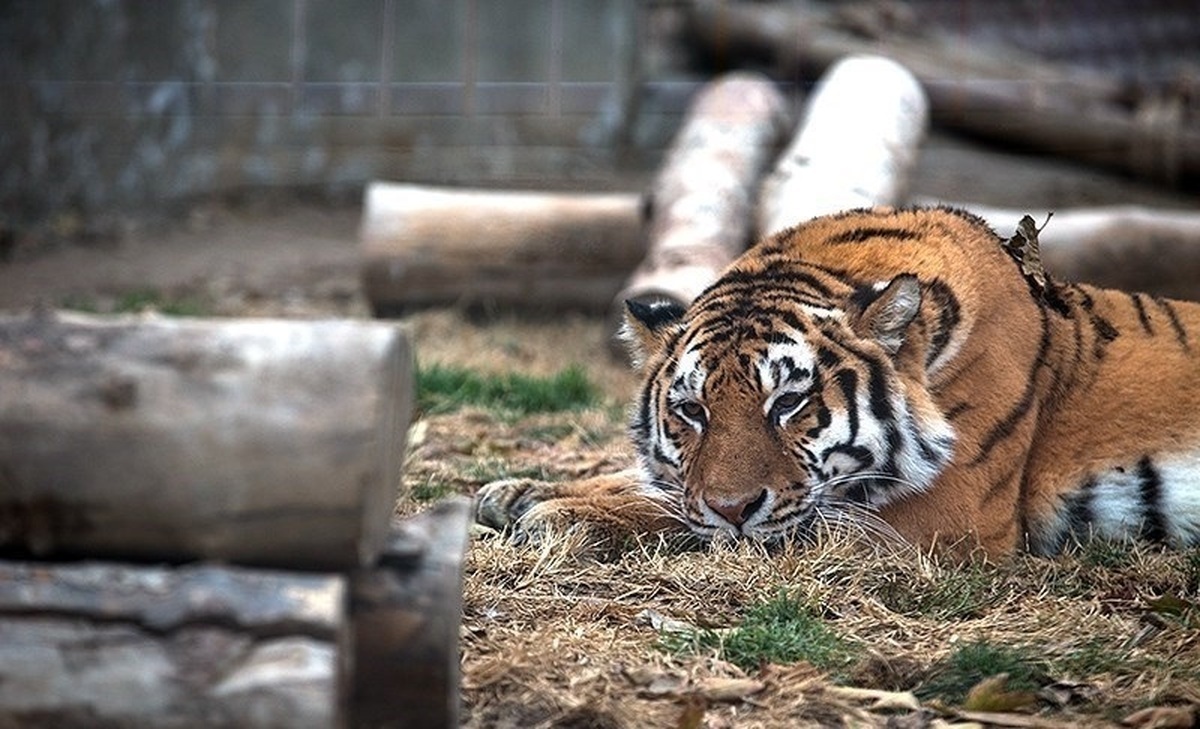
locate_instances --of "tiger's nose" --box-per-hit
[706,489,769,527]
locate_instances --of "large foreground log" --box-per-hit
[360,184,644,314]
[0,561,345,728]
[0,500,474,728]
[613,72,789,321]
[686,0,1200,185]
[0,311,414,570]
[757,55,928,236]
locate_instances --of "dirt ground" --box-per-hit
[2,132,1199,727]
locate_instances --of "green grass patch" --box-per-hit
[410,481,454,503]
[870,562,998,620]
[917,641,1049,704]
[663,592,856,673]
[463,458,549,484]
[417,363,599,416]
[1074,538,1138,570]
[1053,637,1128,678]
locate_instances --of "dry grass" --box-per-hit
[401,310,1200,728]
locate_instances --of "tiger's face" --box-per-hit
[624,272,956,542]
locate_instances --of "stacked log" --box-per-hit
[0,311,413,569]
[0,311,471,727]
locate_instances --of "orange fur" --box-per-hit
[476,208,1200,556]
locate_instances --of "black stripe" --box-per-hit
[833,369,859,441]
[925,279,962,369]
[971,307,1051,465]
[1066,478,1096,536]
[1137,456,1168,543]
[816,346,840,370]
[825,227,921,245]
[1154,296,1190,350]
[705,266,836,299]
[944,402,971,421]
[914,430,944,464]
[1073,285,1119,358]
[1130,292,1154,335]
[805,403,832,438]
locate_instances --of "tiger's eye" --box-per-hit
[679,401,706,424]
[770,392,806,420]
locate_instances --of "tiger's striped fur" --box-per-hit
[477,207,1200,556]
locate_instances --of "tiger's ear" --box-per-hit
[622,298,686,367]
[849,275,921,355]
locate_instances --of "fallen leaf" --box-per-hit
[635,608,697,635]
[674,697,706,729]
[953,709,1075,727]
[1123,705,1198,728]
[963,674,1038,713]
[1146,595,1198,618]
[696,677,766,702]
[1038,680,1099,708]
[826,685,923,711]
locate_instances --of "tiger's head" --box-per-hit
[623,259,956,543]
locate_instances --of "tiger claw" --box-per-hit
[474,478,556,533]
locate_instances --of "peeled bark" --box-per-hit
[0,311,414,570]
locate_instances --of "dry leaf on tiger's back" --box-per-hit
[1122,705,1198,728]
[963,674,1038,713]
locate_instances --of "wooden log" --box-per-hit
[756,55,928,237]
[0,311,414,570]
[939,203,1200,302]
[349,497,472,729]
[0,560,346,728]
[360,184,645,314]
[612,72,789,332]
[685,0,1200,185]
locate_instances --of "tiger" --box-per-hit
[475,207,1200,556]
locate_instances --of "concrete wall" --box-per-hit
[1,0,690,228]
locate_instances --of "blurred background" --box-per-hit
[0,0,1197,309]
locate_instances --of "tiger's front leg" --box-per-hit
[474,468,685,539]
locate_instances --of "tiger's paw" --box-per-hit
[474,478,569,536]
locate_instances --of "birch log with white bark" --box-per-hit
[757,55,929,236]
[360,184,644,314]
[0,311,414,570]
[612,72,789,322]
